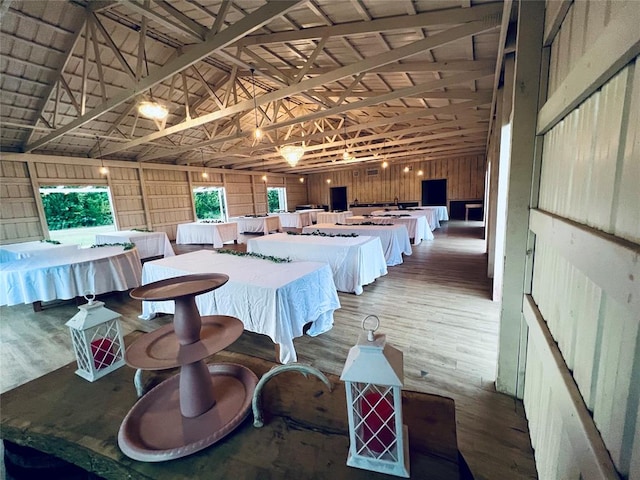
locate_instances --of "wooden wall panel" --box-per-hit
[0,161,43,243]
[306,155,485,209]
[109,167,146,231]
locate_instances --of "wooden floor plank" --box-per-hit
[0,221,538,480]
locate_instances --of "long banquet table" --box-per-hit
[302,223,411,266]
[0,245,142,307]
[408,206,449,222]
[94,230,174,259]
[372,209,440,231]
[230,216,282,235]
[269,211,312,228]
[138,250,340,363]
[315,211,353,224]
[176,221,238,248]
[0,241,80,262]
[296,208,325,223]
[345,215,433,244]
[246,232,387,295]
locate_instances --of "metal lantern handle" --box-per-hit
[362,315,380,341]
[83,291,96,305]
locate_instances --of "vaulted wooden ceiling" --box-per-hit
[0,0,506,174]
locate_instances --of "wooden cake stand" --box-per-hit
[118,274,258,462]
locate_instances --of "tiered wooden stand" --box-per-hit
[118,273,258,462]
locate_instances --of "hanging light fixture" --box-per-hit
[278,98,304,167]
[342,116,355,162]
[96,137,108,175]
[250,68,262,140]
[381,139,388,169]
[137,44,168,121]
[200,149,209,179]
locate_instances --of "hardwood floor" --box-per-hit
[0,221,538,480]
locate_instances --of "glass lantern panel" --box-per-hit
[350,382,398,461]
[71,328,92,372]
[87,321,123,370]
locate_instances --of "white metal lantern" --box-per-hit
[65,293,125,382]
[340,315,410,478]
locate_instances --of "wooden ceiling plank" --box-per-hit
[91,12,136,81]
[25,0,303,152]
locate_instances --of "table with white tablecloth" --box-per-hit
[407,206,449,222]
[0,241,80,263]
[0,245,142,307]
[372,209,440,231]
[315,211,353,224]
[302,223,411,267]
[269,211,312,228]
[176,222,238,248]
[247,232,387,295]
[296,208,325,223]
[138,250,340,363]
[94,230,174,259]
[230,216,282,235]
[345,215,433,244]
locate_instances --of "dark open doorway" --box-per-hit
[330,186,348,211]
[421,179,447,206]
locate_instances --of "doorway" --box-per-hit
[330,186,348,211]
[421,179,447,206]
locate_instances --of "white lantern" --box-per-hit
[340,315,410,478]
[65,293,125,382]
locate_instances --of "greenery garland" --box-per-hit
[199,219,224,224]
[41,239,61,244]
[287,230,358,238]
[215,249,291,263]
[384,214,411,217]
[336,222,391,226]
[243,214,268,218]
[132,228,153,232]
[91,242,136,251]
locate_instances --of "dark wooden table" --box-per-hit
[1,334,463,479]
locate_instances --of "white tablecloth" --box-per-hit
[247,232,387,295]
[303,223,411,267]
[407,206,449,222]
[0,241,80,263]
[372,210,440,231]
[296,208,325,223]
[346,215,433,244]
[94,230,174,259]
[0,246,142,306]
[269,212,312,228]
[176,222,238,248]
[230,216,282,234]
[139,250,340,364]
[316,211,353,224]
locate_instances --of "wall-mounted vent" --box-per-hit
[353,171,359,177]
[366,168,379,176]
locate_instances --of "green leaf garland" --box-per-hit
[287,230,358,238]
[40,239,61,244]
[215,249,291,263]
[91,242,136,251]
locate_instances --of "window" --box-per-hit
[39,185,116,246]
[193,187,227,221]
[267,187,287,213]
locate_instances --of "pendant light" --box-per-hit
[250,68,262,140]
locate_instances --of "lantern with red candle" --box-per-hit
[65,293,125,382]
[340,315,410,478]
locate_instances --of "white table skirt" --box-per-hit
[269,212,312,228]
[346,215,433,244]
[176,222,238,248]
[0,246,142,306]
[230,216,282,235]
[407,206,449,222]
[303,223,411,267]
[296,208,325,223]
[316,211,353,224]
[0,241,80,263]
[371,210,440,231]
[94,230,174,259]
[246,232,387,295]
[139,250,340,364]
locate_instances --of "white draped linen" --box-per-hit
[372,210,440,231]
[94,230,174,258]
[296,208,325,223]
[176,222,238,248]
[246,232,387,295]
[408,206,449,221]
[345,215,433,244]
[269,211,312,228]
[139,250,340,364]
[302,223,411,266]
[316,211,353,224]
[0,241,80,262]
[0,246,142,306]
[230,216,282,235]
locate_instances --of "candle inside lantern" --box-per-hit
[91,337,115,369]
[362,390,395,453]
